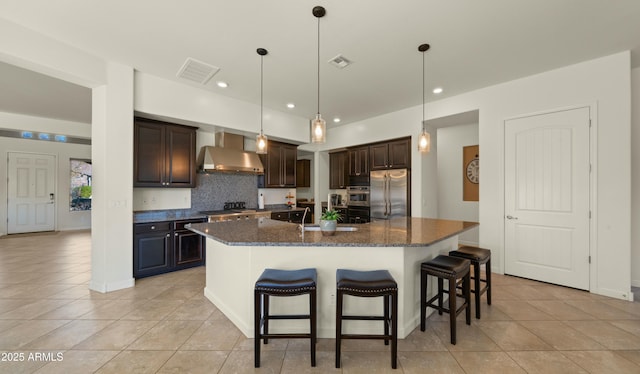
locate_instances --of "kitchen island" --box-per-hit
[187,217,477,339]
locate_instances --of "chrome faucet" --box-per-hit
[299,207,310,231]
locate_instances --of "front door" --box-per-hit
[504,107,590,290]
[7,152,56,234]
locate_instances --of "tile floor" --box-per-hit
[1,230,640,373]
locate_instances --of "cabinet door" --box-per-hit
[134,121,165,186]
[388,138,410,169]
[369,144,389,170]
[271,211,290,221]
[282,145,297,187]
[356,147,369,176]
[264,143,283,187]
[296,159,311,187]
[174,230,205,269]
[134,223,172,278]
[329,151,348,189]
[165,125,196,187]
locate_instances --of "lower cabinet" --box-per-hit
[134,218,205,279]
[271,210,312,224]
[347,207,370,224]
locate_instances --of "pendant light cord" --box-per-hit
[260,54,264,133]
[317,15,321,115]
[422,49,425,130]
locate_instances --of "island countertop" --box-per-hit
[187,217,478,247]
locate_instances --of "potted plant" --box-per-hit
[319,209,342,236]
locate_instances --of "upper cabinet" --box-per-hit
[134,118,197,188]
[329,151,348,189]
[369,137,411,170]
[348,146,369,177]
[259,140,297,188]
[296,159,311,188]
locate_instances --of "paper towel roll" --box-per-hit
[258,194,265,209]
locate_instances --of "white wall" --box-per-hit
[437,123,479,245]
[0,112,92,236]
[631,66,640,288]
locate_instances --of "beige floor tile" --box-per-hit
[397,325,448,351]
[609,320,640,337]
[526,300,597,320]
[73,320,158,350]
[120,299,184,321]
[606,299,640,317]
[563,351,640,373]
[35,298,109,319]
[220,349,284,373]
[450,351,526,373]
[519,320,604,350]
[0,298,73,320]
[476,321,553,351]
[94,350,174,374]
[281,349,338,373]
[151,285,201,301]
[566,300,640,320]
[33,350,119,374]
[616,350,640,366]
[338,350,399,373]
[234,335,290,352]
[399,351,465,373]
[429,320,501,351]
[507,351,587,373]
[157,350,229,374]
[77,299,145,320]
[0,351,50,373]
[127,320,203,350]
[0,319,71,349]
[493,300,556,320]
[164,298,217,320]
[181,319,243,350]
[565,320,640,349]
[24,319,113,350]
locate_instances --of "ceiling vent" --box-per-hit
[328,54,353,69]
[176,58,220,85]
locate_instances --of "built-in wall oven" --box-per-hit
[346,186,370,207]
[346,186,370,223]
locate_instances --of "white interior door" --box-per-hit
[504,107,590,290]
[7,152,56,234]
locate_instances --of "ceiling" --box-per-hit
[1,0,640,128]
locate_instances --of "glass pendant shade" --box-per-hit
[418,128,431,153]
[311,113,326,143]
[256,132,268,154]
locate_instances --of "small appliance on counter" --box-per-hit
[330,193,342,207]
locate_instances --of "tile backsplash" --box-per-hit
[191,172,259,211]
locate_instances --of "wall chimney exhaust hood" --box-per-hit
[197,132,264,174]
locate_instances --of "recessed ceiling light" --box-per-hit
[333,117,341,123]
[286,103,295,109]
[217,81,228,88]
[433,87,443,94]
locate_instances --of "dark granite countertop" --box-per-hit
[133,210,207,224]
[187,217,478,247]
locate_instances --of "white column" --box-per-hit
[90,62,134,292]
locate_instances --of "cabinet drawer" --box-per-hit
[135,222,171,234]
[271,212,290,221]
[174,218,206,231]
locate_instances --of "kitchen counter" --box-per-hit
[188,217,477,339]
[187,217,476,247]
[133,210,207,224]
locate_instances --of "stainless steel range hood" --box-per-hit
[197,132,264,174]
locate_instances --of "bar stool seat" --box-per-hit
[254,268,317,368]
[420,255,471,345]
[336,269,398,369]
[449,246,491,318]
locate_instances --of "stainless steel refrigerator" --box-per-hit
[370,169,408,220]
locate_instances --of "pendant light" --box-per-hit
[310,6,326,143]
[418,43,431,153]
[256,48,268,154]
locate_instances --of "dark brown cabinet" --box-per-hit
[369,137,411,170]
[348,146,369,177]
[260,141,297,188]
[133,218,205,279]
[134,118,197,188]
[329,151,348,189]
[271,210,311,224]
[296,159,311,187]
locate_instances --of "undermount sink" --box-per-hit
[302,225,358,232]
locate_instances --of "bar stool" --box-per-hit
[254,268,317,368]
[449,246,491,318]
[335,269,398,369]
[420,255,471,345]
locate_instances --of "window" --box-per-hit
[70,159,92,211]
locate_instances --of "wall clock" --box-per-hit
[466,157,479,184]
[463,145,479,201]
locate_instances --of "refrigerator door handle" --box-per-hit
[385,173,390,216]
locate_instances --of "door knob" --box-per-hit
[506,215,518,220]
